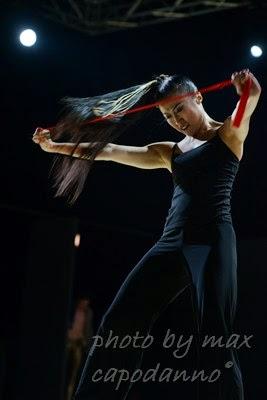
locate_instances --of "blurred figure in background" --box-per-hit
[65,298,94,400]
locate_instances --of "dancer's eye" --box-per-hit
[174,105,183,113]
[165,116,172,121]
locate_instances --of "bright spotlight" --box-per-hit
[74,233,81,248]
[19,29,37,47]
[250,45,263,58]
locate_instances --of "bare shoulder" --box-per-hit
[219,116,244,161]
[223,115,250,138]
[153,140,184,173]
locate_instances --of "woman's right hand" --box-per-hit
[32,127,54,152]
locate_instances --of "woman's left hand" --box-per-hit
[231,69,261,97]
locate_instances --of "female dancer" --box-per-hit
[32,69,261,400]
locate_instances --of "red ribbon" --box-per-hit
[232,77,252,128]
[46,77,251,129]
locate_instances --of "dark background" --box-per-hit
[1,2,267,399]
[1,2,267,239]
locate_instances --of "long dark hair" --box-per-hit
[49,74,197,205]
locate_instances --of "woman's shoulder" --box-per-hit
[219,116,244,161]
[155,140,184,173]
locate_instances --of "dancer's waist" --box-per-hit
[163,212,232,233]
[160,217,234,245]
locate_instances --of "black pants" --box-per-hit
[73,223,244,400]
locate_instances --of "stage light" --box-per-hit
[250,45,263,58]
[74,233,81,247]
[19,29,37,47]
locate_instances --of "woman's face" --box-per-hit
[158,91,204,137]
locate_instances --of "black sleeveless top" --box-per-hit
[162,134,240,235]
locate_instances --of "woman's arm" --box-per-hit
[32,128,102,158]
[229,69,261,142]
[32,128,175,171]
